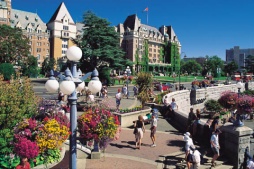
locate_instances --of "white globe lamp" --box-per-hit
[60,80,76,95]
[45,79,59,92]
[76,81,85,91]
[66,46,82,61]
[88,80,102,94]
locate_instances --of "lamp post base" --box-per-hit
[234,114,244,127]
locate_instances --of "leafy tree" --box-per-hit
[41,57,56,76]
[244,55,254,73]
[0,63,15,80]
[0,25,30,64]
[0,77,39,154]
[74,11,132,82]
[223,61,238,76]
[136,72,153,108]
[22,55,39,78]
[205,55,224,77]
[181,60,202,75]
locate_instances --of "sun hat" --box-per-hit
[183,132,191,142]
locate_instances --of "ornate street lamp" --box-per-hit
[45,46,102,168]
[234,81,244,127]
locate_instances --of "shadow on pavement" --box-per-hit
[110,142,136,150]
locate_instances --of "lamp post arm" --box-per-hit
[79,72,92,81]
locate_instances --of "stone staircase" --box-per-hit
[158,151,234,169]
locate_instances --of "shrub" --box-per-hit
[0,76,39,154]
[136,72,153,107]
[204,99,222,112]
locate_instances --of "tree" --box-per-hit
[0,63,15,80]
[74,11,132,82]
[22,55,39,78]
[181,60,202,75]
[0,25,30,64]
[205,55,224,77]
[223,61,238,76]
[41,57,56,76]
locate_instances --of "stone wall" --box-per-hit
[162,82,254,168]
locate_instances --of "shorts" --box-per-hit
[212,146,220,155]
[116,100,120,106]
[150,127,156,137]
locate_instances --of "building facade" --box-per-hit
[47,2,77,62]
[10,9,50,67]
[0,0,11,26]
[226,46,254,71]
[116,14,181,74]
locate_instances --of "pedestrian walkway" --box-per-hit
[52,111,234,169]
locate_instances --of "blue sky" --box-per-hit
[12,0,254,61]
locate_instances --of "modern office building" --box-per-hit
[226,46,254,71]
[47,2,77,61]
[116,14,181,73]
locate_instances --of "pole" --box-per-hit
[69,61,78,169]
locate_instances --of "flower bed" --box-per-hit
[0,98,71,169]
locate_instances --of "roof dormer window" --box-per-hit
[25,16,29,20]
[15,14,18,18]
[35,18,38,22]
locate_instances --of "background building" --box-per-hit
[226,46,254,71]
[10,9,50,67]
[47,2,77,62]
[0,0,11,26]
[116,14,181,74]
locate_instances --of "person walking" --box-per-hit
[115,89,122,111]
[247,155,254,169]
[133,85,138,99]
[183,132,195,169]
[122,85,127,98]
[210,129,222,167]
[134,115,145,149]
[187,108,196,133]
[192,109,201,138]
[170,98,178,110]
[150,114,157,147]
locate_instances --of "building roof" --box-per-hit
[0,0,7,8]
[123,14,162,37]
[11,9,47,31]
[47,2,74,24]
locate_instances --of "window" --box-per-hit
[36,48,41,52]
[37,54,40,60]
[63,26,69,30]
[37,36,42,40]
[29,41,32,45]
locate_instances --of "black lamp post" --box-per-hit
[234,81,244,127]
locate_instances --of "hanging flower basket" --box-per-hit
[237,95,254,114]
[218,91,238,110]
[77,108,121,151]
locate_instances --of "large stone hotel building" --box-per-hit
[0,1,181,74]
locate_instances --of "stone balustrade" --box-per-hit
[162,82,254,168]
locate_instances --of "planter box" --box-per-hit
[113,107,152,127]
